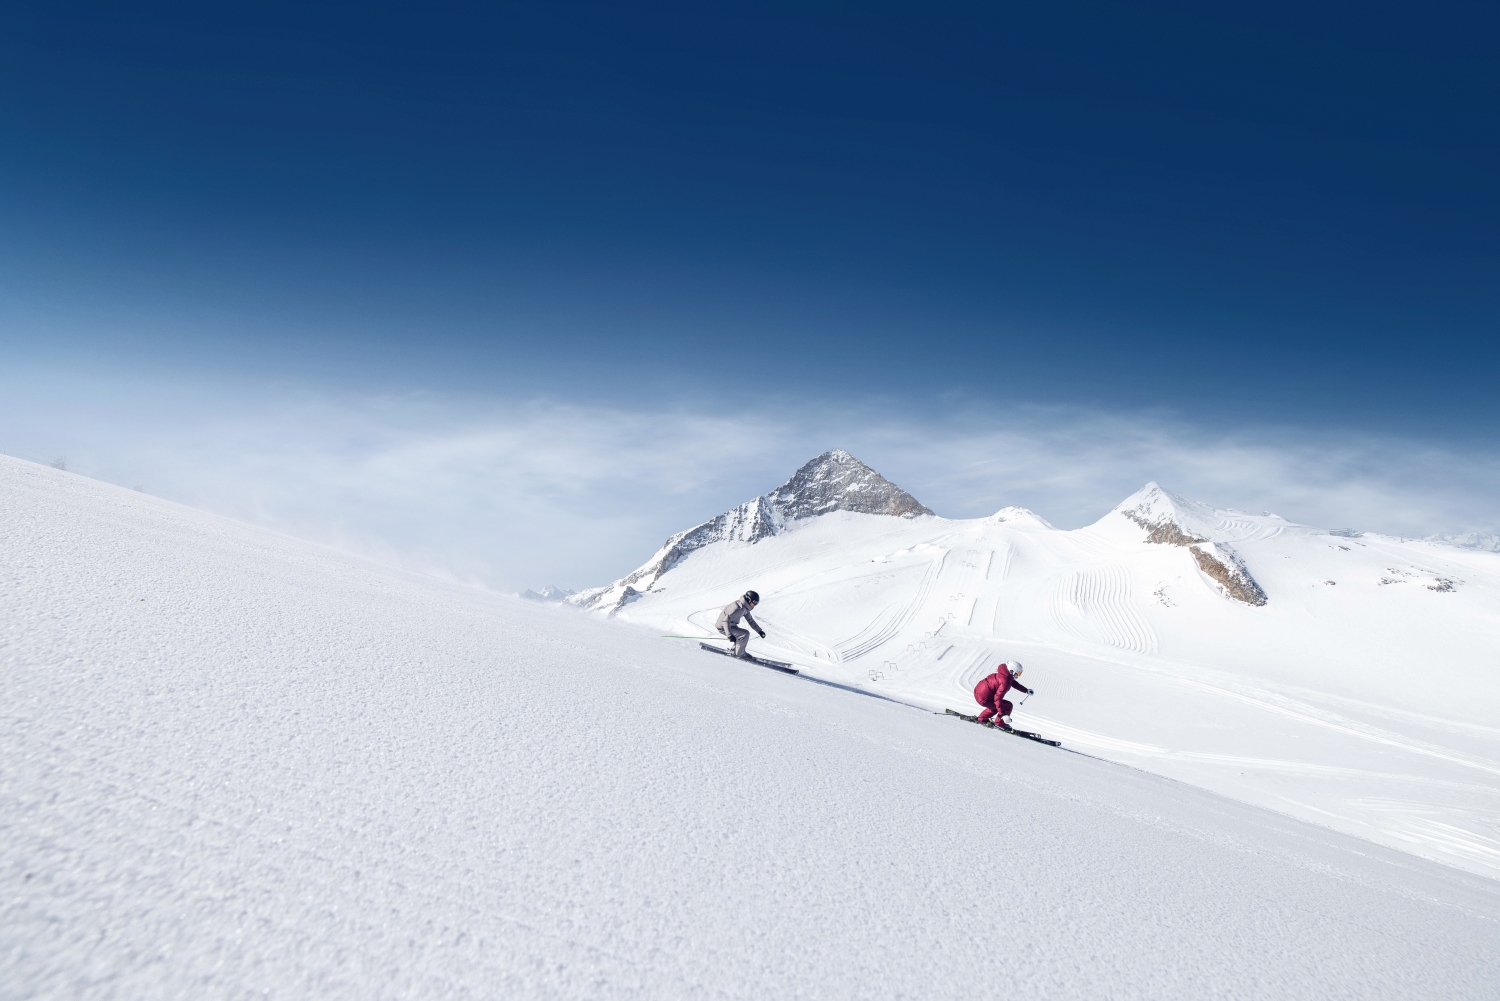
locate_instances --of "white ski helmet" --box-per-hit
[1009,661,1024,676]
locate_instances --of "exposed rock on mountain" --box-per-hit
[1113,483,1269,606]
[1184,545,1268,606]
[767,450,933,521]
[569,450,931,614]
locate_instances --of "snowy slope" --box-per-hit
[581,458,1500,881]
[5,454,1499,999]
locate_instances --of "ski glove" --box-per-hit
[757,630,767,639]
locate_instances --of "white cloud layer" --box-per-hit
[3,370,1497,590]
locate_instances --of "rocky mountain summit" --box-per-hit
[767,449,933,521]
[569,450,931,613]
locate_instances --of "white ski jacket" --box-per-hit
[715,597,762,635]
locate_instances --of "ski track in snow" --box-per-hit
[1347,800,1500,873]
[1047,564,1159,655]
[1296,689,1500,742]
[1169,674,1500,778]
[835,553,940,661]
[1212,516,1287,542]
[986,541,1013,582]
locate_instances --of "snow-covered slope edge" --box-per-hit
[5,453,1498,999]
[569,449,932,614]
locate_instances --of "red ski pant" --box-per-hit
[977,698,1012,724]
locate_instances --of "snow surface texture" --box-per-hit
[5,453,1498,999]
[581,458,1500,882]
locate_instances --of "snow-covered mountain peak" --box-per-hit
[520,584,575,602]
[1101,482,1270,605]
[1426,531,1500,553]
[989,505,1055,528]
[568,451,932,612]
[1110,481,1221,542]
[1105,482,1294,546]
[768,450,934,521]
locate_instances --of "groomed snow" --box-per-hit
[4,454,1498,999]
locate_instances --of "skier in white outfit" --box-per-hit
[716,590,765,659]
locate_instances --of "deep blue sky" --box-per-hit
[4,1,1497,436]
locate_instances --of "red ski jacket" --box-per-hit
[974,666,1030,710]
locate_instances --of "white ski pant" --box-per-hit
[722,625,750,656]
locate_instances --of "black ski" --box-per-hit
[699,642,799,674]
[943,708,1061,746]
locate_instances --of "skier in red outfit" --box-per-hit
[974,662,1031,729]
